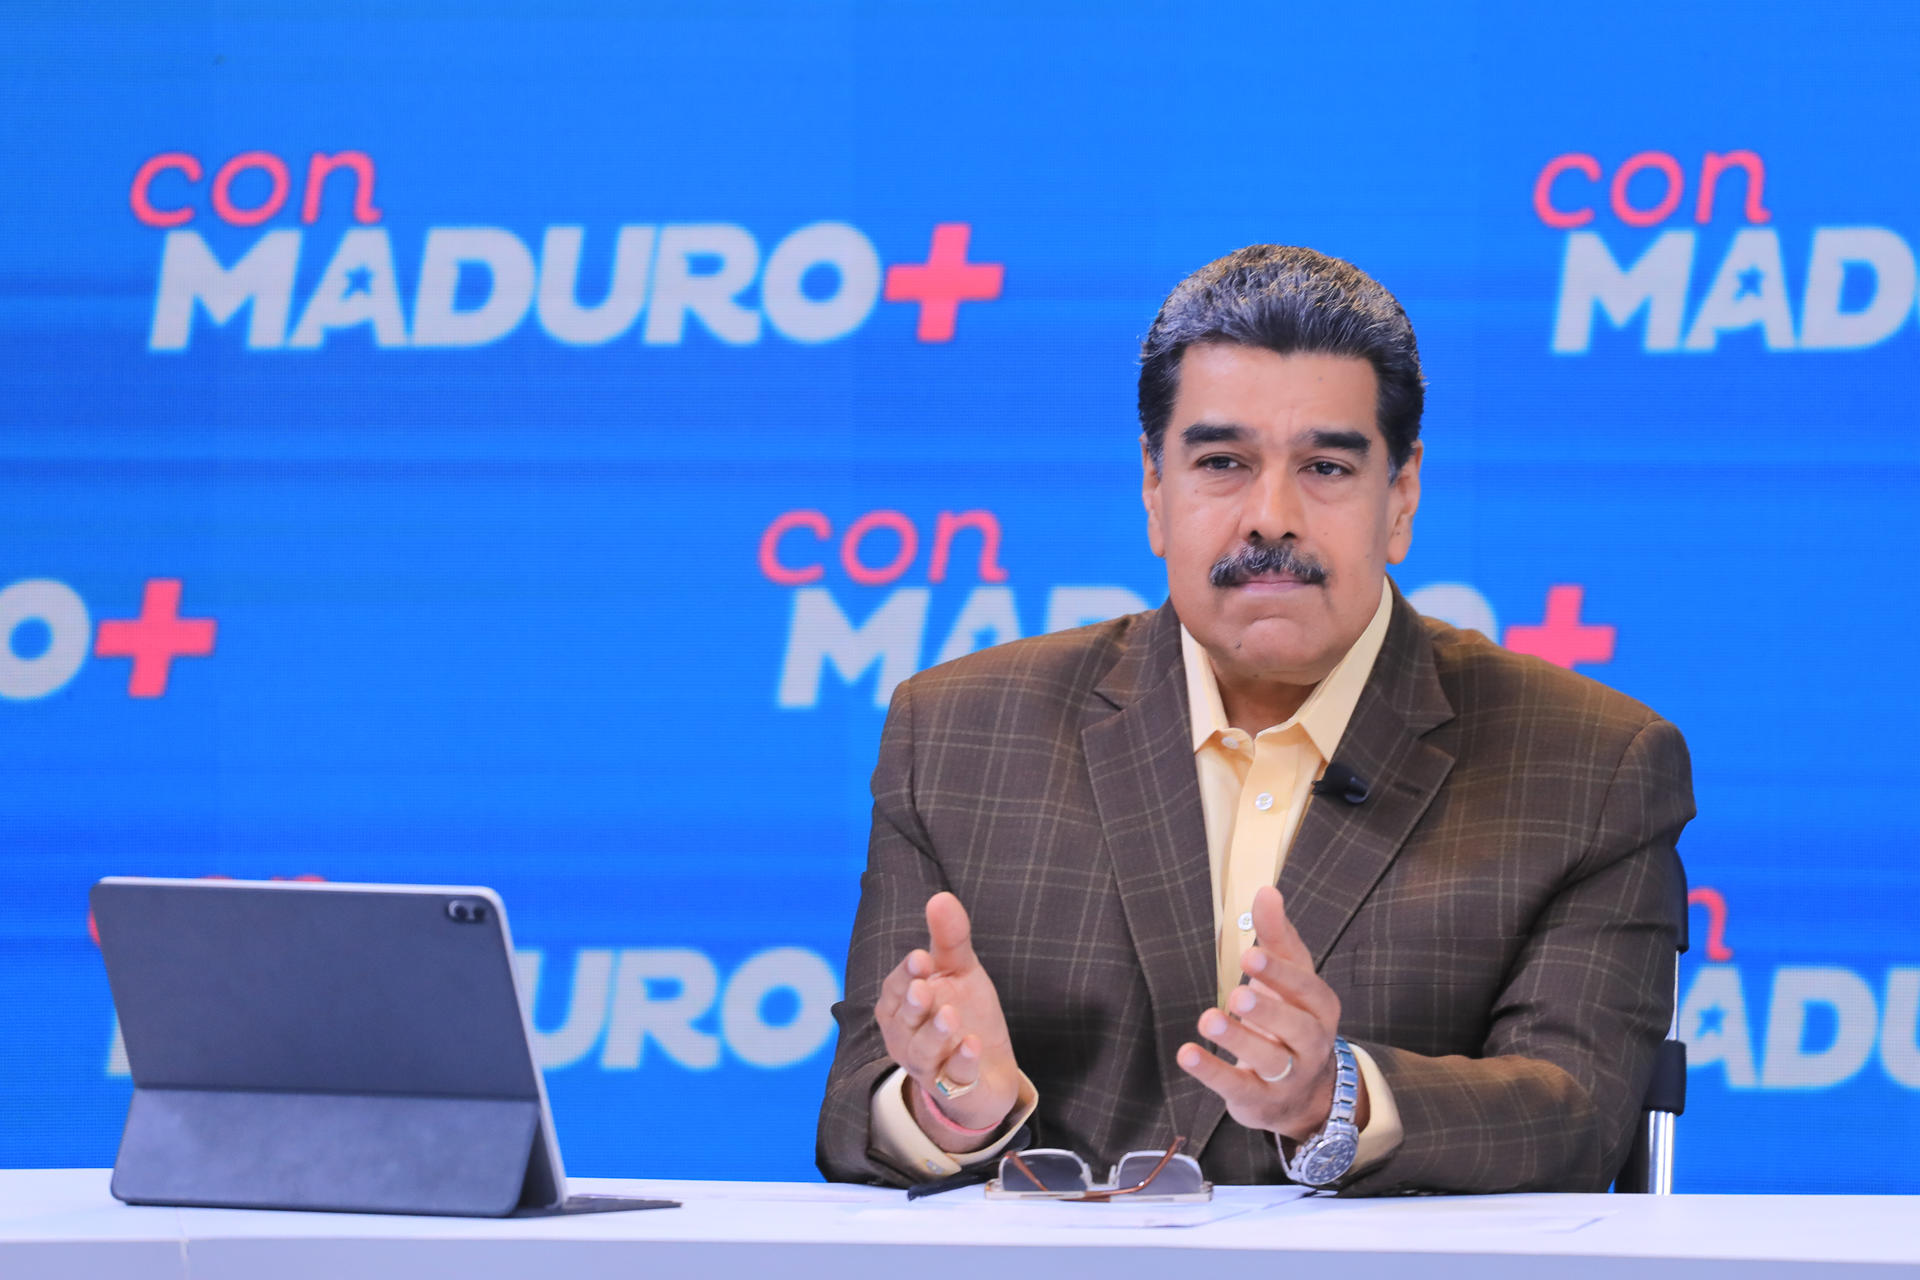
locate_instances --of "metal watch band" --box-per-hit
[1281,1036,1361,1187]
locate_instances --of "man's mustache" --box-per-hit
[1209,541,1329,588]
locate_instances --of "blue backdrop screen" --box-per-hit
[3,0,1917,1193]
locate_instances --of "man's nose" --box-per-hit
[1241,465,1302,543]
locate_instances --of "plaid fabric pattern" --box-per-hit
[817,585,1694,1194]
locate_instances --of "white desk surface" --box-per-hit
[2,1169,1915,1280]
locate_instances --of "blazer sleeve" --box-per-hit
[1341,716,1695,1195]
[816,678,952,1185]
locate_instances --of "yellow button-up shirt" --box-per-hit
[1183,579,1403,1170]
[871,581,1403,1177]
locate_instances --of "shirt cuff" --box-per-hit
[1349,1042,1404,1173]
[867,1065,1039,1180]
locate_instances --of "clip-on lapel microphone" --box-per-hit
[1311,762,1371,805]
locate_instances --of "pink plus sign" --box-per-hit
[1503,585,1615,669]
[884,223,1004,342]
[93,578,217,697]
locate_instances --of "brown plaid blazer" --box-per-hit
[817,583,1694,1194]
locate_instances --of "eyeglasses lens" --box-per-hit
[1112,1152,1205,1195]
[1000,1151,1092,1192]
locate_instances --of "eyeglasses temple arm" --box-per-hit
[1002,1149,1045,1190]
[1105,1135,1188,1199]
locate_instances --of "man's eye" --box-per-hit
[1305,460,1351,477]
[1198,455,1243,471]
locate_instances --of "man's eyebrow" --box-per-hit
[1304,428,1371,455]
[1180,422,1247,447]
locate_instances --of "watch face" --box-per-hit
[1300,1131,1361,1186]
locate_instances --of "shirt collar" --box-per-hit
[1180,577,1395,760]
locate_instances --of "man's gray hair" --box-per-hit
[1137,245,1426,473]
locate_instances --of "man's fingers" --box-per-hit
[1250,885,1314,970]
[875,956,913,1024]
[1239,949,1341,1026]
[894,976,936,1033]
[1223,985,1326,1058]
[935,1033,983,1088]
[925,892,979,974]
[1198,1006,1301,1082]
[904,1004,965,1078]
[1175,1041,1260,1104]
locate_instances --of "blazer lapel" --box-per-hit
[1081,606,1225,1150]
[1279,587,1457,967]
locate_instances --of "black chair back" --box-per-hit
[1615,851,1688,1194]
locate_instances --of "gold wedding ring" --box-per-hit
[933,1073,978,1100]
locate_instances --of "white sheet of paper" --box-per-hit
[1336,1202,1616,1235]
[851,1185,1313,1229]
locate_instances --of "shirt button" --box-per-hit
[1238,912,1254,932]
[1254,792,1274,811]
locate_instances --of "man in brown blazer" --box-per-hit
[816,246,1694,1195]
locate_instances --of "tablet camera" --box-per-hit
[446,899,490,925]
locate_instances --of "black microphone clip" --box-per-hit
[1312,762,1371,805]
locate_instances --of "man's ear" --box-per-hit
[1385,439,1422,566]
[1142,437,1167,558]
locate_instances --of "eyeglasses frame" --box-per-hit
[988,1136,1211,1203]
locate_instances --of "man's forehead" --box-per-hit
[1170,344,1382,445]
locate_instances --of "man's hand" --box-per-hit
[873,892,1022,1145]
[1176,885,1370,1142]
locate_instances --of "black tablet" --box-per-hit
[92,876,675,1218]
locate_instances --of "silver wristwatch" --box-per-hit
[1282,1036,1361,1187]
